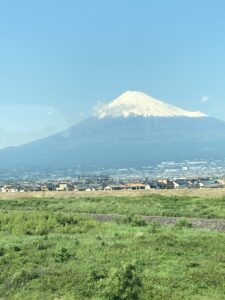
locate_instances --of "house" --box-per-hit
[173,179,193,189]
[1,185,18,193]
[41,185,49,192]
[56,182,75,191]
[195,182,205,189]
[157,179,174,189]
[85,188,96,192]
[172,181,180,189]
[104,186,112,191]
[77,184,89,191]
[195,178,223,189]
[149,180,159,189]
[125,183,146,190]
[56,182,68,191]
[145,184,151,190]
[104,184,126,191]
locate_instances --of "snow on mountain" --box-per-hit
[94,91,207,119]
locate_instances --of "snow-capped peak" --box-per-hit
[94,91,207,119]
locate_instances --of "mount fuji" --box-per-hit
[0,91,225,170]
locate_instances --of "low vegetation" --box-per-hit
[1,194,225,299]
[1,194,225,219]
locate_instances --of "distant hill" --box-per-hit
[0,91,225,170]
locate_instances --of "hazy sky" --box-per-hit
[0,0,225,148]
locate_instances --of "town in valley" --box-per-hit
[1,159,225,193]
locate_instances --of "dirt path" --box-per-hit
[86,213,225,231]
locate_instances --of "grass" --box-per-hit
[1,194,225,218]
[1,195,225,299]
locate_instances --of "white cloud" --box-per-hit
[201,96,210,103]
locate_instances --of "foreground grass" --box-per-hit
[1,194,225,219]
[1,208,225,299]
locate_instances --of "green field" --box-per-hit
[1,194,225,219]
[1,194,225,299]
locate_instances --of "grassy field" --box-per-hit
[1,188,225,199]
[1,193,225,219]
[1,193,225,299]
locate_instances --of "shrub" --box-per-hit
[98,262,142,300]
[54,247,72,262]
[89,269,106,282]
[175,219,193,229]
[12,245,21,252]
[36,241,51,251]
[0,246,5,256]
[124,215,147,227]
[56,214,79,226]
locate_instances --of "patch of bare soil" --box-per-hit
[86,213,225,231]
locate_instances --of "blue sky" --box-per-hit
[0,0,225,148]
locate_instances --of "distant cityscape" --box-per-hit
[1,159,225,192]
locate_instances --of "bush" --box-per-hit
[56,214,79,226]
[98,262,142,300]
[175,219,193,229]
[36,241,51,251]
[89,269,106,282]
[12,245,21,252]
[0,246,5,256]
[124,215,147,227]
[54,247,73,262]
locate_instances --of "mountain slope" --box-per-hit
[0,91,224,170]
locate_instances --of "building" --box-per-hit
[56,182,75,191]
[125,183,146,190]
[1,185,18,193]
[104,184,126,191]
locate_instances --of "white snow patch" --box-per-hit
[94,91,207,119]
